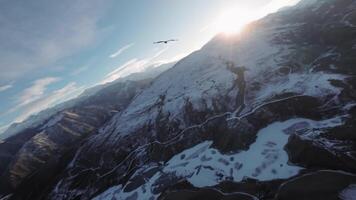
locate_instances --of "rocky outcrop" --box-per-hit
[286,133,356,173]
[285,105,356,173]
[159,179,284,200]
[275,171,356,200]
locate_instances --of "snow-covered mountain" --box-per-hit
[1,0,356,199]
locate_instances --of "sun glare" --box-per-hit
[213,1,300,35]
[214,7,260,35]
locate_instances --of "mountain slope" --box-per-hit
[1,0,356,199]
[47,0,356,199]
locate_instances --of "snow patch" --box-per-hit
[254,72,344,102]
[93,117,346,200]
[340,184,356,200]
[163,119,308,187]
[92,173,161,200]
[92,185,123,200]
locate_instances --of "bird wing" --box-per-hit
[153,41,164,44]
[153,39,178,44]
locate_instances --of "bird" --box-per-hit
[153,39,178,44]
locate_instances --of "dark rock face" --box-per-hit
[159,171,356,200]
[286,133,356,173]
[275,171,356,200]
[1,0,356,199]
[161,188,255,200]
[285,105,356,174]
[159,179,285,200]
[0,107,111,196]
[0,127,40,177]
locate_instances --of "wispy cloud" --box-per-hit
[0,0,112,82]
[14,82,83,123]
[106,59,139,78]
[109,43,134,58]
[153,52,189,66]
[71,66,89,76]
[2,77,60,117]
[18,77,60,107]
[0,78,84,126]
[0,84,13,92]
[102,47,169,84]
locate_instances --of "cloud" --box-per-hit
[0,84,13,92]
[18,77,60,107]
[109,43,134,58]
[70,66,89,76]
[0,0,112,82]
[2,77,60,116]
[102,59,147,84]
[153,52,189,66]
[101,47,169,84]
[14,82,83,123]
[106,59,139,78]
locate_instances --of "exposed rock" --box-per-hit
[275,170,356,200]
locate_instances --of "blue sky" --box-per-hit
[0,0,299,132]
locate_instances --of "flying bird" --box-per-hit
[153,39,178,44]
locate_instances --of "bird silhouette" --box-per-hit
[153,39,178,44]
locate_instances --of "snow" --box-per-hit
[92,173,161,200]
[97,20,293,141]
[163,119,306,187]
[0,194,13,200]
[90,15,348,199]
[253,72,344,103]
[93,117,345,200]
[0,108,62,140]
[66,2,353,198]
[296,115,349,155]
[295,0,319,8]
[92,185,122,200]
[100,51,237,138]
[340,184,356,200]
[292,0,325,12]
[341,11,356,28]
[98,12,346,143]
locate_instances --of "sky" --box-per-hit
[0,0,300,133]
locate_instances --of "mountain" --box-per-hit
[0,61,176,141]
[0,62,175,199]
[1,0,356,199]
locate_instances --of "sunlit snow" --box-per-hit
[93,117,344,200]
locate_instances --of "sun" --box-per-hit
[213,7,261,35]
[213,1,301,35]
